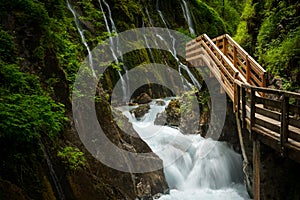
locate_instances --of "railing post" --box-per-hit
[280,94,289,156]
[234,82,240,113]
[246,55,250,83]
[250,88,256,138]
[223,37,227,55]
[253,139,261,200]
[241,86,246,129]
[261,72,267,97]
[233,46,237,69]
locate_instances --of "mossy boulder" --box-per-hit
[130,104,150,120]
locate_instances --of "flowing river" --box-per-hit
[119,98,250,200]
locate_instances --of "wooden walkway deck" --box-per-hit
[186,33,300,199]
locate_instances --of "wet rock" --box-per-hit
[136,178,152,200]
[154,112,167,126]
[134,93,152,104]
[155,100,166,106]
[165,99,181,126]
[130,104,150,120]
[128,102,138,106]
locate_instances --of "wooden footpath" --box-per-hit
[186,34,300,200]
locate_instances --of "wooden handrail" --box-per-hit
[186,34,248,101]
[234,80,300,162]
[212,34,266,88]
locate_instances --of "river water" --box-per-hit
[119,98,250,200]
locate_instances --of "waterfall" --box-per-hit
[155,0,201,91]
[119,99,250,199]
[40,140,65,200]
[142,21,155,62]
[99,0,128,102]
[181,0,195,35]
[67,0,96,77]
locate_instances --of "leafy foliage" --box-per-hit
[0,61,67,143]
[0,28,15,62]
[57,146,86,170]
[235,0,300,90]
[200,0,245,34]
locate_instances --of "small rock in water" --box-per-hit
[155,99,166,106]
[130,104,150,120]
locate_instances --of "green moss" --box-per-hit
[191,0,227,37]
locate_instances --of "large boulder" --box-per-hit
[134,93,152,104]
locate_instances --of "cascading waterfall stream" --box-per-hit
[119,99,250,199]
[67,0,96,77]
[142,21,155,62]
[155,0,202,91]
[181,0,195,35]
[40,140,65,200]
[99,0,129,101]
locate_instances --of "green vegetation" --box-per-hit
[0,0,298,198]
[190,0,227,37]
[57,146,86,170]
[200,0,246,34]
[235,0,299,90]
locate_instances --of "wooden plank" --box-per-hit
[255,106,280,121]
[253,125,281,151]
[255,118,281,133]
[248,56,265,75]
[245,85,300,98]
[290,117,300,129]
[250,73,263,87]
[253,125,300,164]
[256,96,281,109]
[288,129,300,143]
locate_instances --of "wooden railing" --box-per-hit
[186,33,300,162]
[235,80,300,162]
[187,33,300,199]
[212,34,266,88]
[186,34,246,101]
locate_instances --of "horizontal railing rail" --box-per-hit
[235,80,300,162]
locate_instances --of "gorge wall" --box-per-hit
[0,0,299,199]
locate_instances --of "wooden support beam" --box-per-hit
[250,88,256,138]
[246,55,250,83]
[241,87,247,129]
[253,139,261,200]
[233,46,237,69]
[223,37,227,55]
[280,95,289,156]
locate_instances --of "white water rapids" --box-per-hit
[119,99,250,200]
